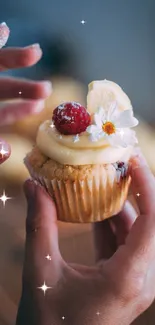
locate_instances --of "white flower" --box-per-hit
[86,102,139,147]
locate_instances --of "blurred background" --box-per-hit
[0,0,155,324]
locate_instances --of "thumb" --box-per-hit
[23,179,61,282]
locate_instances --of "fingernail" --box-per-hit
[33,179,42,187]
[0,140,10,164]
[33,100,45,113]
[0,22,9,31]
[0,22,6,26]
[0,22,10,49]
[24,179,36,201]
[24,43,40,48]
[130,147,149,170]
[42,81,52,94]
[31,43,40,48]
[24,43,42,53]
[24,179,43,196]
[24,179,45,204]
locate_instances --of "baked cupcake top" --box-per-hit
[36,80,139,165]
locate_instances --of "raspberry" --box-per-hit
[52,102,91,135]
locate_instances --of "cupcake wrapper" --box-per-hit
[25,157,131,223]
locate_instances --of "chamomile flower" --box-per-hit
[86,102,139,147]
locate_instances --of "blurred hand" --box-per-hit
[0,22,52,164]
[16,150,155,325]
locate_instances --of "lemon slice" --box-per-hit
[87,80,133,114]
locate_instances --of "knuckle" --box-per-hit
[18,50,33,67]
[26,210,42,235]
[26,220,39,235]
[141,290,154,309]
[116,274,145,304]
[32,84,43,99]
[136,291,154,315]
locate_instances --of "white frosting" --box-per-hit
[36,80,138,165]
[36,120,134,165]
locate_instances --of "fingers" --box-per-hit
[0,78,52,126]
[0,100,45,125]
[0,78,52,100]
[93,219,117,261]
[93,201,137,261]
[130,151,155,215]
[116,150,155,272]
[24,180,61,268]
[110,201,137,246]
[0,139,10,164]
[0,23,42,71]
[0,44,42,71]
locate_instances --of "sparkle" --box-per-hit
[80,20,86,25]
[37,281,52,296]
[62,316,65,320]
[58,103,65,110]
[45,254,52,261]
[96,311,101,316]
[136,193,140,197]
[0,190,11,207]
[50,122,55,128]
[19,91,22,95]
[73,134,79,143]
[0,146,8,158]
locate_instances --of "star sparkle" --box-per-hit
[37,281,52,296]
[19,91,22,95]
[80,19,86,25]
[50,122,55,128]
[0,190,12,207]
[0,146,8,158]
[45,254,52,261]
[73,134,79,143]
[96,311,101,316]
[62,316,65,320]
[136,193,140,197]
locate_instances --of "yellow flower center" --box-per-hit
[102,121,116,135]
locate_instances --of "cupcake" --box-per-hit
[25,80,139,223]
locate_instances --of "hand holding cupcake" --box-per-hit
[25,80,139,223]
